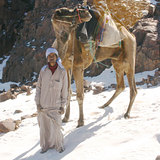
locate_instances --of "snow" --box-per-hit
[0,56,20,91]
[135,0,158,5]
[0,56,10,80]
[0,81,20,92]
[0,66,160,160]
[149,0,158,5]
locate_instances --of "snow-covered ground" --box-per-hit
[135,0,157,5]
[0,56,19,91]
[0,66,160,160]
[148,0,158,5]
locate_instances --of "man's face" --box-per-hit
[47,53,57,64]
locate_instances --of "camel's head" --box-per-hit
[52,7,92,27]
[51,7,92,61]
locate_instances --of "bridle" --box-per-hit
[76,8,82,23]
[69,7,83,27]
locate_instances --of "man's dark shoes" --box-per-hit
[40,148,48,154]
[58,147,65,153]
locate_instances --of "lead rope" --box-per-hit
[76,8,82,23]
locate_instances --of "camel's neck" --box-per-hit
[55,26,77,68]
[63,28,76,60]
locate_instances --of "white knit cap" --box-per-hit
[45,48,58,58]
[46,47,64,68]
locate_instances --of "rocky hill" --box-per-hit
[0,0,159,84]
[0,0,34,58]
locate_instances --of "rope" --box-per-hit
[89,40,98,68]
[89,40,122,68]
[76,8,82,23]
[88,38,111,68]
[88,39,121,68]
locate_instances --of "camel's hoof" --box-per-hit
[77,121,84,128]
[62,117,69,123]
[124,113,130,119]
[99,105,106,109]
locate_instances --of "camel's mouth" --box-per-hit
[52,7,92,24]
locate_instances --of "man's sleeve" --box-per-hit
[61,70,68,108]
[35,71,42,105]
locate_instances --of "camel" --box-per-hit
[51,6,137,127]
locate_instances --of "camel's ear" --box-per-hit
[77,8,92,23]
[52,8,63,21]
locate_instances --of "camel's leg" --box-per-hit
[63,69,72,123]
[122,30,137,118]
[124,70,137,118]
[100,61,125,108]
[73,67,84,127]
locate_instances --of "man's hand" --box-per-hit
[58,107,64,115]
[37,104,42,113]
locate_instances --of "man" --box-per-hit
[35,47,68,153]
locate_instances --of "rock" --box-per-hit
[135,69,160,86]
[10,93,17,99]
[133,18,159,73]
[84,79,92,92]
[110,84,117,89]
[35,0,61,8]
[156,155,160,160]
[0,0,34,57]
[20,113,37,121]
[148,4,156,16]
[107,0,150,29]
[21,115,32,120]
[0,89,5,93]
[1,0,63,83]
[0,0,5,7]
[93,83,105,95]
[32,82,37,88]
[26,88,32,96]
[10,87,20,95]
[2,11,55,83]
[10,84,18,89]
[31,112,38,117]
[155,3,160,16]
[14,120,21,130]
[136,81,145,86]
[0,91,12,102]
[21,85,29,92]
[14,110,22,114]
[155,69,160,77]
[0,118,16,133]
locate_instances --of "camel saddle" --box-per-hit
[76,7,125,48]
